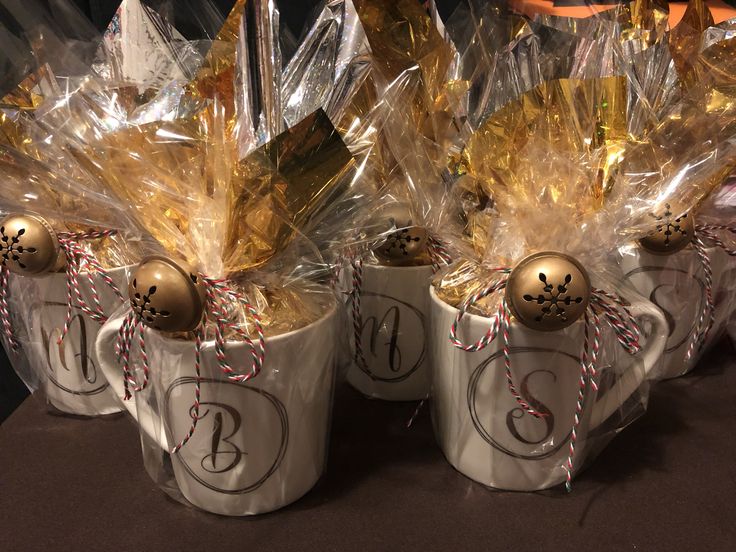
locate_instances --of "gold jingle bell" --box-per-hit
[129,256,205,333]
[373,205,428,263]
[639,203,694,255]
[0,214,62,275]
[506,251,591,332]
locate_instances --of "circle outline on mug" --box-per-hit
[40,300,111,397]
[165,377,289,495]
[354,290,427,383]
[468,346,577,460]
[622,265,704,353]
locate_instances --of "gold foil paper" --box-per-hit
[0,67,54,113]
[354,0,451,93]
[461,76,628,253]
[627,0,670,46]
[224,108,355,273]
[352,0,462,268]
[222,278,331,338]
[670,0,714,91]
[433,259,503,316]
[355,0,456,146]
[183,0,245,130]
[696,36,736,109]
[0,64,60,156]
[75,118,208,265]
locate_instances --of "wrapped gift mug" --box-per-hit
[24,267,129,416]
[97,282,338,516]
[346,261,434,401]
[1,214,128,416]
[344,212,451,401]
[619,244,736,378]
[619,210,736,379]
[430,254,667,491]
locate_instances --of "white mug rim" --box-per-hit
[359,263,435,275]
[146,296,338,351]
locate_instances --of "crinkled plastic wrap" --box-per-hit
[0,0,221,415]
[428,1,736,491]
[89,0,383,516]
[619,4,736,379]
[333,1,466,400]
[0,143,142,415]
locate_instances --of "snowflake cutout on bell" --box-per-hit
[0,214,63,275]
[128,256,205,333]
[639,203,694,255]
[506,252,591,332]
[373,205,428,264]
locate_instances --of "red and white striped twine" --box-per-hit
[0,266,18,351]
[686,225,736,361]
[115,308,150,401]
[349,257,367,370]
[57,230,124,345]
[448,267,643,492]
[114,273,266,455]
[0,230,122,353]
[428,235,453,274]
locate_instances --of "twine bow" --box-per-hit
[448,267,642,492]
[687,225,736,361]
[0,230,123,353]
[115,274,266,455]
[57,231,124,344]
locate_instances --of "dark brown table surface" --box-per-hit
[2,340,735,552]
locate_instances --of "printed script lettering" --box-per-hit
[363,305,402,373]
[194,402,246,475]
[505,369,555,445]
[42,302,97,385]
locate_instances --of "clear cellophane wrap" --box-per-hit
[618,2,736,378]
[428,0,736,490]
[337,0,466,268]
[0,0,195,409]
[75,0,390,515]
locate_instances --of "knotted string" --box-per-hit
[428,235,453,273]
[686,225,736,361]
[114,308,150,401]
[0,230,122,353]
[448,268,642,492]
[114,274,266,454]
[56,231,124,345]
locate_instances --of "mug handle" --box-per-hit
[588,300,667,429]
[95,310,169,450]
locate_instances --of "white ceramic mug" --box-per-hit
[619,244,736,379]
[345,264,434,401]
[429,286,667,491]
[18,266,130,416]
[96,301,337,516]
